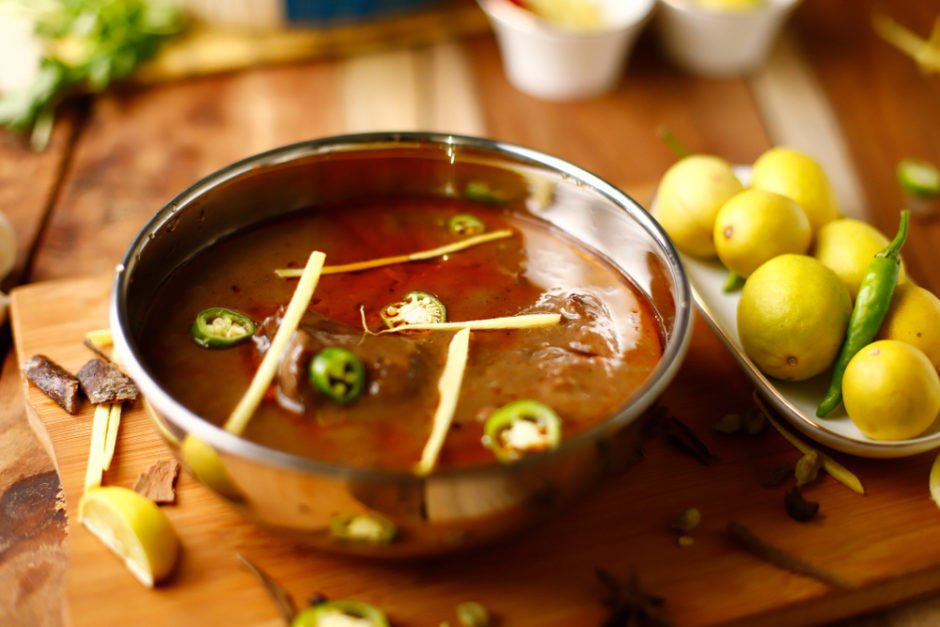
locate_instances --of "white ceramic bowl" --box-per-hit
[476,0,656,101]
[656,0,801,77]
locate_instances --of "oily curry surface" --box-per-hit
[139,198,664,470]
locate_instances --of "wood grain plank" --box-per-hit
[8,18,940,626]
[0,352,67,627]
[0,108,81,290]
[426,41,486,136]
[27,63,344,282]
[11,275,940,626]
[467,35,773,194]
[789,0,940,294]
[342,49,423,132]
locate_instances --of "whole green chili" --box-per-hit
[816,209,910,417]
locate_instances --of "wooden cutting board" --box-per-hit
[11,274,940,627]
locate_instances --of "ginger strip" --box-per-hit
[84,403,112,491]
[102,403,123,471]
[872,13,940,73]
[224,251,326,435]
[85,328,113,349]
[415,327,471,476]
[378,313,561,334]
[83,328,114,362]
[274,230,513,278]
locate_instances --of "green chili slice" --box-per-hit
[329,513,397,545]
[464,181,507,205]
[309,347,365,404]
[191,307,256,348]
[484,400,562,462]
[448,214,486,237]
[380,290,447,329]
[897,158,940,199]
[816,210,910,417]
[456,601,491,627]
[292,600,390,627]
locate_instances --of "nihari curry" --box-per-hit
[139,198,664,472]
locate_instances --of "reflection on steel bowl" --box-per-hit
[111,132,692,557]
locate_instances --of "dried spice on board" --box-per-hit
[23,354,81,414]
[133,459,181,504]
[76,358,139,404]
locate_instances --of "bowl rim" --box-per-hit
[111,130,693,482]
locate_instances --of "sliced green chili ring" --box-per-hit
[816,209,910,417]
[309,347,365,404]
[380,290,447,329]
[897,158,940,199]
[448,213,486,237]
[329,513,397,545]
[456,601,492,627]
[484,400,562,462]
[464,180,507,205]
[292,600,390,627]
[191,307,256,348]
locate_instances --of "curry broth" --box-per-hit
[139,198,664,470]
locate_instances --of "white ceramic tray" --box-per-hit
[663,166,940,458]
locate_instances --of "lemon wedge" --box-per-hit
[0,209,16,280]
[79,486,180,587]
[930,452,940,510]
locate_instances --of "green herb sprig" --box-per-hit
[0,0,183,150]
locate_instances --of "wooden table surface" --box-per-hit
[1,0,939,625]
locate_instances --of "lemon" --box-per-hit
[751,147,840,234]
[180,434,242,500]
[0,209,16,280]
[695,0,766,11]
[877,283,940,369]
[737,254,851,381]
[524,0,603,30]
[654,155,743,258]
[813,218,908,302]
[842,340,940,441]
[713,189,811,278]
[929,451,940,510]
[79,486,180,587]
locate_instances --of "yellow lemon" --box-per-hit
[751,147,840,233]
[877,283,940,369]
[181,434,242,500]
[0,210,15,280]
[842,340,940,441]
[79,486,180,587]
[813,218,908,302]
[929,451,940,510]
[695,0,766,10]
[524,0,603,30]
[713,189,811,278]
[737,254,851,381]
[654,155,743,258]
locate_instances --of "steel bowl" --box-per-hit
[111,132,692,557]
